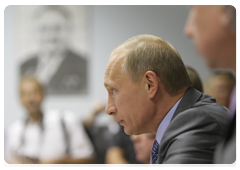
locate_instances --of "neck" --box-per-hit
[151,88,187,134]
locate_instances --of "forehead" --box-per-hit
[192,5,223,19]
[104,50,128,87]
[20,80,41,91]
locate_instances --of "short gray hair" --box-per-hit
[111,35,192,95]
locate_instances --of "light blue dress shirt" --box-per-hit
[155,98,182,144]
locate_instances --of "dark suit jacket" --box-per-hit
[157,87,230,164]
[20,50,87,94]
[214,114,236,164]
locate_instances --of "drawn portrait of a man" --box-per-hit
[18,5,88,94]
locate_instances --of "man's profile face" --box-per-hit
[20,80,43,115]
[104,51,152,135]
[184,5,229,69]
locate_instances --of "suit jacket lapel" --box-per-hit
[171,87,202,122]
[157,87,202,164]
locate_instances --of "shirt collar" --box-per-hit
[155,97,182,144]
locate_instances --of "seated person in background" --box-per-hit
[105,125,141,164]
[130,65,203,164]
[83,100,140,164]
[83,100,106,129]
[104,34,230,164]
[83,100,119,164]
[204,71,235,108]
[185,66,203,93]
[130,133,155,164]
[5,76,94,164]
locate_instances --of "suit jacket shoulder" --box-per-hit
[158,87,230,164]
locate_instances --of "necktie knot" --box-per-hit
[151,140,159,164]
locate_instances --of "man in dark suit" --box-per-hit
[104,34,230,164]
[130,65,204,164]
[20,5,87,94]
[184,5,236,163]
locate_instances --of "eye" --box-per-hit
[111,89,115,95]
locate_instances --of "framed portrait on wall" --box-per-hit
[16,5,89,94]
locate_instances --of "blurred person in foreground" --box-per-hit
[130,65,203,164]
[204,71,235,109]
[104,34,229,164]
[5,76,94,164]
[185,5,236,163]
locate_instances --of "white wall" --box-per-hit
[4,5,211,127]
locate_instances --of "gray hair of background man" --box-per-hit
[185,66,203,93]
[110,34,192,96]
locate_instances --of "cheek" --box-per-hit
[117,88,137,110]
[192,11,214,50]
[194,24,212,54]
[195,18,224,58]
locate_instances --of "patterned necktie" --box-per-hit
[151,140,159,164]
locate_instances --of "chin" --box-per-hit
[123,129,132,135]
[123,126,134,135]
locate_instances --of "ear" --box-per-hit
[143,71,159,99]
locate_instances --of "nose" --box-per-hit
[105,98,117,116]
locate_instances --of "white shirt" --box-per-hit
[5,109,94,163]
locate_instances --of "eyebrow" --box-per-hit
[104,82,111,88]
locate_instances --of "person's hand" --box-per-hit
[83,100,106,128]
[92,101,106,116]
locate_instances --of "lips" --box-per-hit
[115,118,124,125]
[119,120,124,125]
